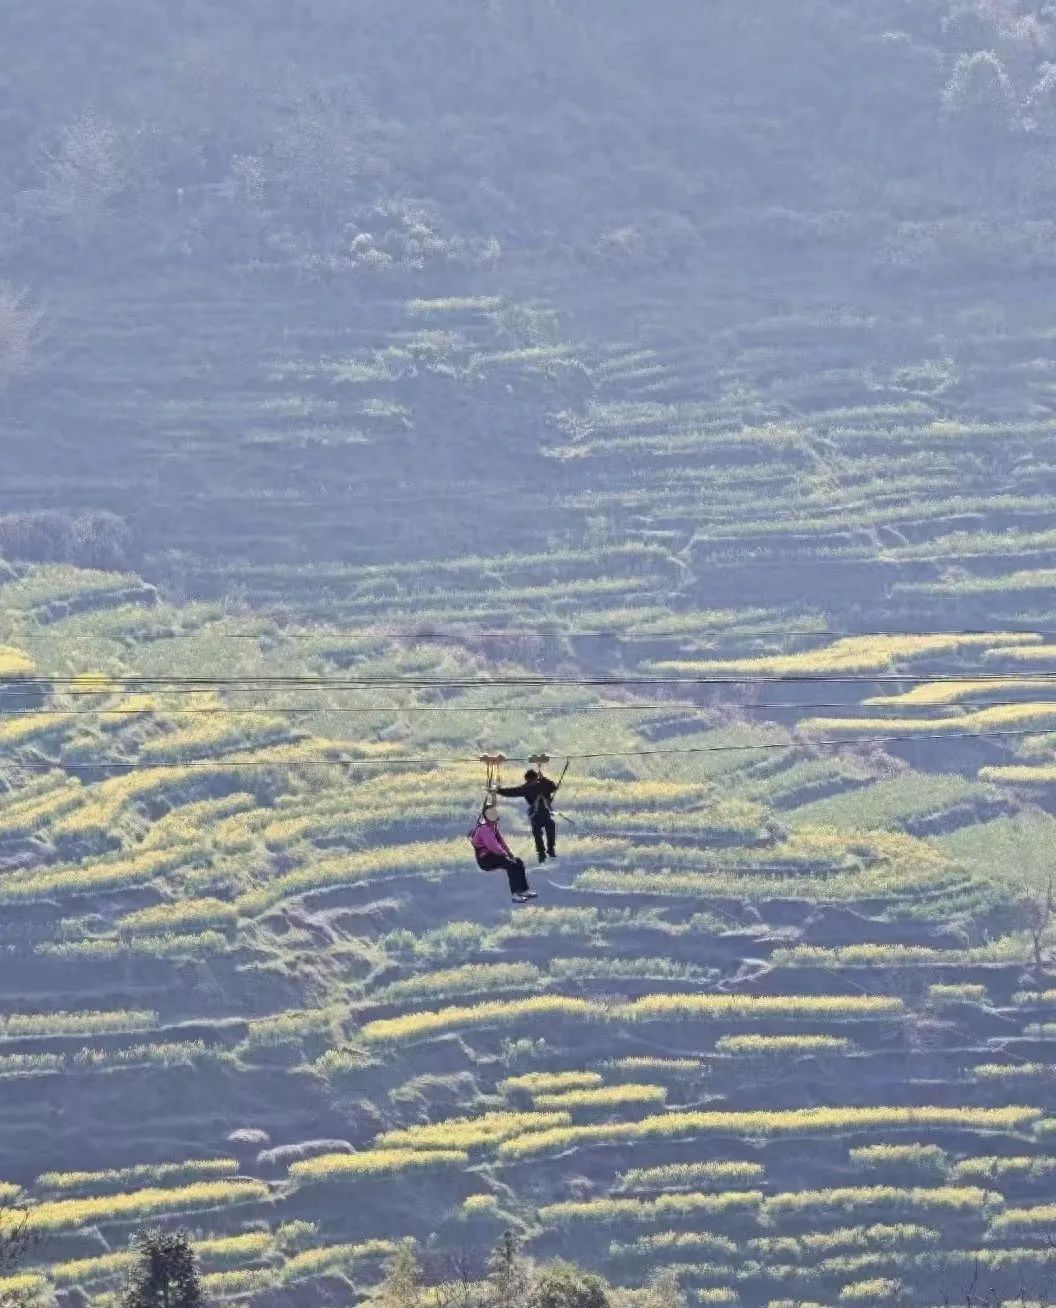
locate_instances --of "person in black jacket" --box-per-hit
[497,769,558,864]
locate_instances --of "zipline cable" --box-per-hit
[10,724,1056,771]
[1,696,1056,716]
[14,671,1056,689]
[6,625,1056,641]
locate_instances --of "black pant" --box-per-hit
[476,852,529,894]
[532,813,557,861]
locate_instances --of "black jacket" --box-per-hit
[497,776,557,819]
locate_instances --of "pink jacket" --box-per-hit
[470,820,512,859]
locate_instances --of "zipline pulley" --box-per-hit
[479,753,506,816]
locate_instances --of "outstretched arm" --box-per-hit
[496,784,529,798]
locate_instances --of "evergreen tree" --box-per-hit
[121,1229,203,1308]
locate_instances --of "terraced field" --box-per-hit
[1,543,1056,1306]
[7,239,1056,1308]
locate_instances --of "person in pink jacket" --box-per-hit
[469,807,537,902]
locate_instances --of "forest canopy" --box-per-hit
[4,0,1056,283]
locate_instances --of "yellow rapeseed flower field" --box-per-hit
[0,1008,156,1037]
[540,1189,764,1224]
[0,782,86,839]
[980,763,1056,783]
[864,679,1054,708]
[761,1186,987,1218]
[0,1272,48,1300]
[24,1179,269,1231]
[376,1110,572,1152]
[716,1035,853,1055]
[117,898,238,935]
[0,847,188,902]
[649,632,1038,678]
[37,1158,238,1193]
[0,645,34,678]
[360,992,903,1044]
[497,1105,1042,1159]
[500,1071,603,1095]
[281,1240,398,1280]
[618,1161,766,1191]
[290,1149,468,1180]
[802,701,1056,737]
[533,1083,668,1110]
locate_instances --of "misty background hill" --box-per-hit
[6,1,1056,585]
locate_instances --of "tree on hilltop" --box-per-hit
[487,1230,535,1308]
[121,1228,203,1308]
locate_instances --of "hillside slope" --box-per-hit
[0,570,1054,1306]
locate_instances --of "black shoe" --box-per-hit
[547,850,557,859]
[512,892,536,903]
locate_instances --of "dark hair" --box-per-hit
[524,769,538,781]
